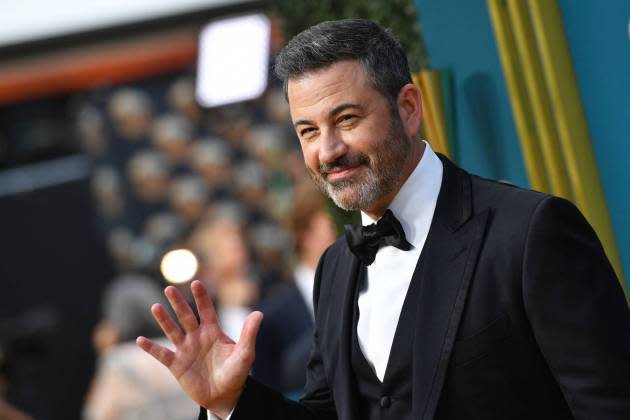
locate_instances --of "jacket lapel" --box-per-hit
[411,155,490,420]
[328,244,361,420]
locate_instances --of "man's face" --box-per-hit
[288,60,410,212]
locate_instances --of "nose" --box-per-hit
[318,130,348,164]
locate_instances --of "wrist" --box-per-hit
[207,382,245,419]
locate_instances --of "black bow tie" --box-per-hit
[344,209,412,266]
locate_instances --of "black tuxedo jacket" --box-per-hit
[202,156,630,420]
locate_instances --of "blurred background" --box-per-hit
[0,1,628,419]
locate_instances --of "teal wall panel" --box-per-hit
[558,0,630,287]
[415,0,528,187]
[416,0,629,288]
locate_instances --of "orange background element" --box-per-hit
[0,30,198,106]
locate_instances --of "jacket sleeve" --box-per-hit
[200,248,337,420]
[522,196,630,419]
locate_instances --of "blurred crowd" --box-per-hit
[82,72,303,278]
[71,69,339,419]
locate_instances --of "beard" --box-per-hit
[307,116,411,211]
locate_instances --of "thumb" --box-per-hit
[235,311,263,358]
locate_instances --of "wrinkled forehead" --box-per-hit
[287,61,377,115]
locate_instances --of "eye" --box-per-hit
[299,126,318,139]
[336,114,357,126]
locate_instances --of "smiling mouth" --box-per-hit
[320,153,369,183]
[324,165,362,182]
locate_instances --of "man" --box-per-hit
[137,19,630,419]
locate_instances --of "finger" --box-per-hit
[136,336,175,367]
[235,311,263,358]
[191,280,219,326]
[151,303,185,345]
[164,286,199,333]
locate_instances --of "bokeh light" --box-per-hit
[160,248,198,284]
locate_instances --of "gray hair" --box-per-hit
[274,19,412,110]
[102,274,166,341]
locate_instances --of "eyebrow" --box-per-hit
[293,103,364,128]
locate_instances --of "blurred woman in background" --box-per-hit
[84,274,197,420]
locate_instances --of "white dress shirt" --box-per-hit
[210,141,442,418]
[357,141,443,381]
[293,263,316,319]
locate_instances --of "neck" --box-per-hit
[364,140,425,219]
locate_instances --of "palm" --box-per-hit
[173,325,242,403]
[137,281,262,416]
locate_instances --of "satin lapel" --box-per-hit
[328,244,361,420]
[411,155,491,420]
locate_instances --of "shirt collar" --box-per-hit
[360,140,443,248]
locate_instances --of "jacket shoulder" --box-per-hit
[469,173,550,218]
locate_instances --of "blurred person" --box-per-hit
[151,114,194,171]
[247,222,292,299]
[247,126,294,222]
[136,212,188,273]
[126,150,170,232]
[191,216,259,341]
[85,274,197,420]
[127,150,170,204]
[248,124,292,191]
[248,124,288,169]
[169,175,209,228]
[204,200,247,226]
[252,183,336,394]
[138,19,630,420]
[143,211,186,249]
[92,166,125,220]
[190,139,233,197]
[77,105,107,159]
[106,231,159,273]
[248,222,291,274]
[128,235,161,272]
[261,86,300,172]
[106,227,136,270]
[233,160,269,223]
[108,88,152,141]
[212,106,251,157]
[167,77,203,123]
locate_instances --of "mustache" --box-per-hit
[319,153,369,175]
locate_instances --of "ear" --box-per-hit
[396,83,423,138]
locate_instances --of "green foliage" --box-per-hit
[272,0,429,72]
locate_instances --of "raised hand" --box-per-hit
[136,280,263,419]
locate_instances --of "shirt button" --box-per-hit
[380,396,391,408]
